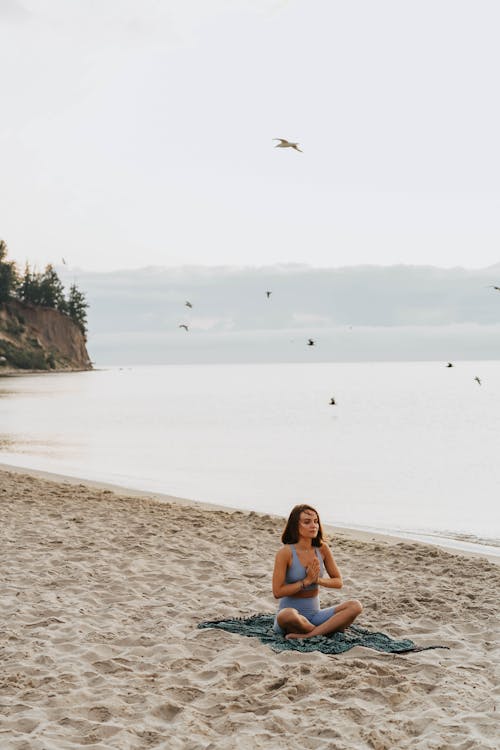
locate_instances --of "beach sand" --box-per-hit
[0,469,498,750]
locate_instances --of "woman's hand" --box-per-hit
[304,556,320,585]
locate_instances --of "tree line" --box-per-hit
[0,240,88,337]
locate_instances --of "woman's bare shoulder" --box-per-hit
[275,544,291,561]
[319,541,333,558]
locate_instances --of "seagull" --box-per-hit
[273,138,303,152]
[179,324,189,331]
[185,300,193,308]
[329,397,336,405]
[307,338,315,346]
[266,291,272,298]
[474,376,482,385]
[488,285,500,291]
[446,362,453,368]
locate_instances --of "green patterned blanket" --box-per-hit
[198,614,448,654]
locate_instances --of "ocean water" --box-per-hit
[1,362,499,555]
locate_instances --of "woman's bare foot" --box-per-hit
[285,632,310,640]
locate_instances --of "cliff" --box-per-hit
[0,299,92,372]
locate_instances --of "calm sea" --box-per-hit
[1,362,499,555]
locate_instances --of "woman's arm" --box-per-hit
[272,547,318,599]
[317,544,343,589]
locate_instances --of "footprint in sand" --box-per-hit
[152,702,183,721]
[86,706,113,722]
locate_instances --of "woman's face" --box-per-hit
[298,509,319,538]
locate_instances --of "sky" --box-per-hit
[1,0,500,272]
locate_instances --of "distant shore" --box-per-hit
[1,467,498,748]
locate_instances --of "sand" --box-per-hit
[0,469,498,750]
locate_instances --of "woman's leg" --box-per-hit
[285,600,362,640]
[276,607,316,635]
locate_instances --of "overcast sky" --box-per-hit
[1,0,500,272]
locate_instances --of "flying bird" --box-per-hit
[488,285,500,291]
[446,362,454,368]
[273,138,303,152]
[266,291,272,298]
[179,324,189,331]
[185,300,193,308]
[329,397,336,406]
[62,257,67,265]
[307,338,315,346]
[474,376,482,385]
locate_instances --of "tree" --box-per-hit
[17,263,42,305]
[18,263,67,310]
[39,264,65,308]
[67,283,89,337]
[0,240,19,303]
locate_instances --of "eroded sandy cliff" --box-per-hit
[0,299,92,372]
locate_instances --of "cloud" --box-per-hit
[61,263,500,363]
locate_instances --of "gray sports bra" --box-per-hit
[285,544,324,591]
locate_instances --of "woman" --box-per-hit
[272,504,362,639]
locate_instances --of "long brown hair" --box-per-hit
[281,504,324,547]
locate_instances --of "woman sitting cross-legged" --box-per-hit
[272,504,362,640]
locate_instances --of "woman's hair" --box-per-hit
[281,504,324,547]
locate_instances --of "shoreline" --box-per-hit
[1,460,498,564]
[0,367,93,376]
[1,466,498,749]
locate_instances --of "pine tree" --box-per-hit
[18,263,42,304]
[67,283,89,338]
[18,263,67,310]
[39,264,65,308]
[0,240,19,303]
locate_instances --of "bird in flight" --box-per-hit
[329,397,336,406]
[185,300,193,308]
[488,285,500,291]
[307,338,315,346]
[62,257,67,265]
[474,376,482,385]
[179,324,189,331]
[446,362,453,368]
[266,291,272,298]
[273,138,303,152]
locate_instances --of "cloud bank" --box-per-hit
[57,263,500,364]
